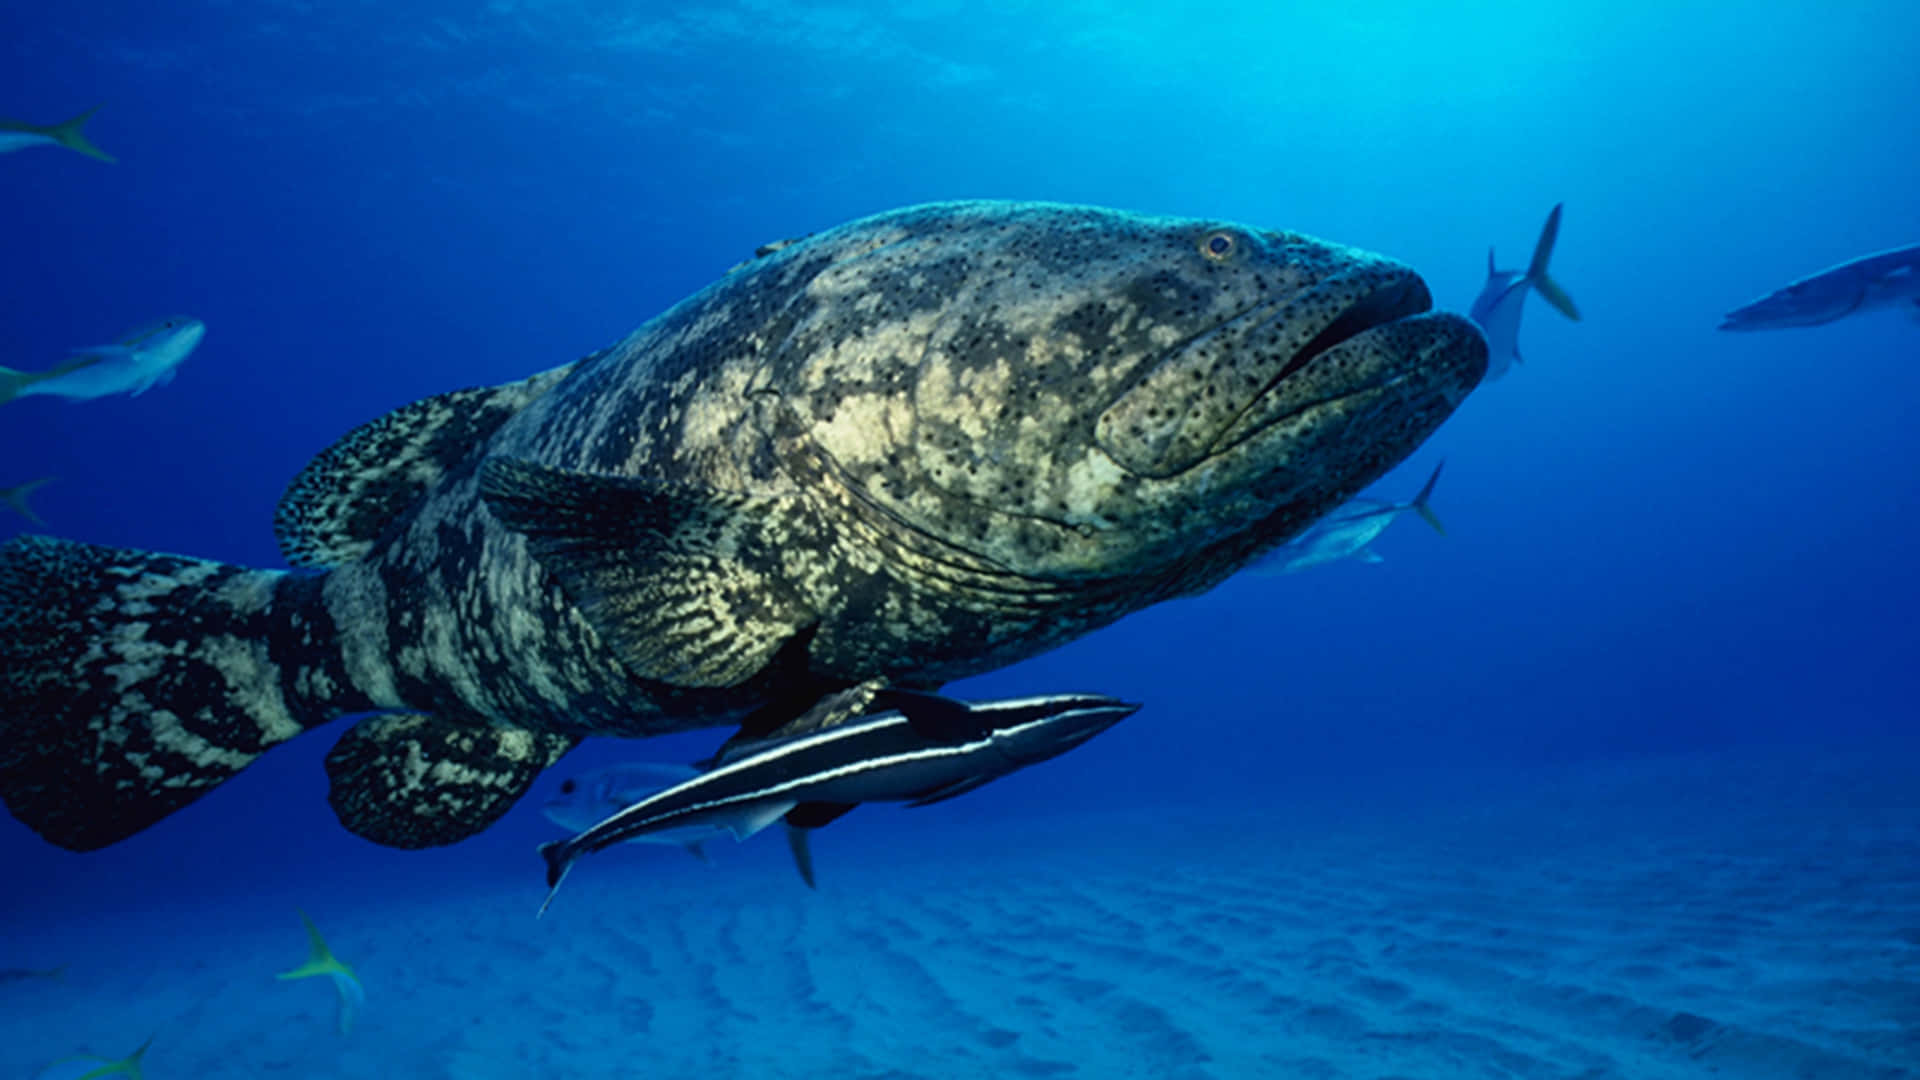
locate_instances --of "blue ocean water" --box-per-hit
[2,3,1917,1078]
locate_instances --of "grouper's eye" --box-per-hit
[558,779,576,794]
[1200,231,1238,261]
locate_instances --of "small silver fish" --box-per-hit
[1719,243,1920,331]
[1250,462,1445,574]
[0,317,205,406]
[541,763,723,863]
[0,106,113,163]
[1469,204,1581,381]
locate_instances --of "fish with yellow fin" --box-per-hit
[1469,204,1581,380]
[0,317,204,406]
[276,911,364,1035]
[0,106,113,163]
[33,1036,150,1080]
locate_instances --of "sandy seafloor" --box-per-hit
[5,741,1916,1080]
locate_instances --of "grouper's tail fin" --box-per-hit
[0,535,343,851]
[1526,203,1581,322]
[46,105,115,163]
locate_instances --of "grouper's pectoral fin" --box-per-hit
[478,458,819,688]
[324,713,575,849]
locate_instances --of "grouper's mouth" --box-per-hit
[1270,273,1431,385]
[1096,266,1481,479]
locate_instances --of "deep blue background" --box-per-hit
[2,2,1915,912]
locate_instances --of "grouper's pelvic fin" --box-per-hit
[325,712,576,849]
[0,535,356,851]
[277,911,364,1035]
[1526,203,1581,323]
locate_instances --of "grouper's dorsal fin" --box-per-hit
[273,362,579,568]
[324,712,576,849]
[478,458,820,688]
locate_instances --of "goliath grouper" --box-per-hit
[0,200,1487,852]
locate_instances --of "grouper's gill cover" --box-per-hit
[761,202,1484,590]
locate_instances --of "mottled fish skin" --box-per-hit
[0,200,1485,852]
[0,542,362,844]
[333,202,1483,723]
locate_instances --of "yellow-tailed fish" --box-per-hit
[33,1036,151,1080]
[276,910,364,1035]
[0,106,113,163]
[0,317,204,406]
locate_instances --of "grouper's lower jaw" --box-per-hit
[964,309,1484,591]
[1210,310,1489,456]
[1138,309,1487,592]
[1095,264,1461,482]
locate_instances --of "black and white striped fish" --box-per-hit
[537,690,1136,913]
